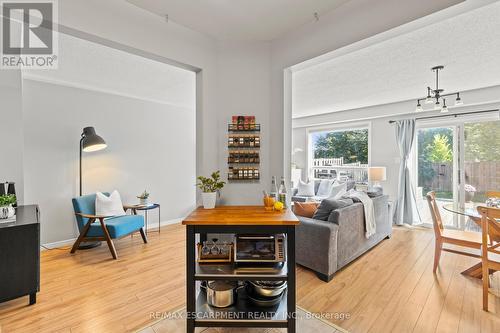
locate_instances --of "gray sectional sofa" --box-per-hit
[295,195,391,282]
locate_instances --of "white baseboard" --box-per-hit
[40,218,182,250]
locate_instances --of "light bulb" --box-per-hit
[425,96,434,104]
[416,104,423,112]
[455,97,463,106]
[434,101,441,110]
[441,105,449,113]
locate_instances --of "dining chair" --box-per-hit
[477,205,500,311]
[426,191,483,273]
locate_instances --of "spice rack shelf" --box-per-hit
[228,116,260,183]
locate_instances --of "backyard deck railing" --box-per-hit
[311,158,368,182]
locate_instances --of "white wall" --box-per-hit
[0,71,24,202]
[22,79,196,244]
[215,41,271,204]
[271,0,465,184]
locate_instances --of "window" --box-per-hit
[308,127,369,181]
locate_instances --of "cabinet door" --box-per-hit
[0,223,40,302]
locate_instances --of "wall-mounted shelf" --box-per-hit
[228,116,260,183]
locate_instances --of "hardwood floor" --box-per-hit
[0,224,499,332]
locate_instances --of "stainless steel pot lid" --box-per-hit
[252,280,287,288]
[207,280,238,291]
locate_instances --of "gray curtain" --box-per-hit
[393,119,421,226]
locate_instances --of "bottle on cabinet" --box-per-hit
[278,177,287,208]
[270,176,278,201]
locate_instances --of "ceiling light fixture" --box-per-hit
[415,65,463,112]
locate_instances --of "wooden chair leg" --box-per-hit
[70,218,95,253]
[433,239,442,273]
[139,228,148,244]
[99,218,118,259]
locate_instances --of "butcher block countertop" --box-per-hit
[182,205,299,226]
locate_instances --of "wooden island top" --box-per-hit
[182,205,300,226]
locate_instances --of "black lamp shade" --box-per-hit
[82,127,107,152]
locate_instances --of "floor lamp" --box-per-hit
[78,126,107,249]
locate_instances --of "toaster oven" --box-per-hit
[234,234,286,263]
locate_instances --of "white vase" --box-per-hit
[202,192,217,209]
[139,198,149,205]
[0,205,15,219]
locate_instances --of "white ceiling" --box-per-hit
[126,0,350,41]
[292,1,500,118]
[23,32,196,110]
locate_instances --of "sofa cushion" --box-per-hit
[293,202,319,218]
[95,190,126,217]
[297,180,315,197]
[312,197,354,221]
[86,214,144,238]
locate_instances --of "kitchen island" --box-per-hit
[182,205,299,333]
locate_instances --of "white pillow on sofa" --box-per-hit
[297,180,315,197]
[95,190,126,217]
[328,182,347,199]
[316,179,334,197]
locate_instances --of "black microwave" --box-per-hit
[234,234,286,263]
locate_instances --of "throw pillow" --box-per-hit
[312,197,354,221]
[328,182,347,199]
[95,190,126,217]
[297,180,315,197]
[293,202,319,218]
[316,179,334,197]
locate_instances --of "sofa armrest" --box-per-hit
[296,217,339,276]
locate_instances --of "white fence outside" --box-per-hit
[311,158,368,182]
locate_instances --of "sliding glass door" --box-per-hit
[414,113,500,230]
[415,125,458,228]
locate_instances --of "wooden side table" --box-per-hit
[124,203,160,234]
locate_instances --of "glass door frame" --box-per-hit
[413,120,460,229]
[413,112,500,229]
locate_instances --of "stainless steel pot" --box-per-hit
[247,280,287,297]
[201,281,243,308]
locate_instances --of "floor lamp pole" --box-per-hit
[78,134,101,250]
[79,137,83,196]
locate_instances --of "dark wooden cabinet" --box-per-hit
[0,205,40,305]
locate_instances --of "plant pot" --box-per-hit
[202,192,217,209]
[465,191,475,202]
[139,198,149,205]
[0,205,15,219]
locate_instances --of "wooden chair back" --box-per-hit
[426,191,443,239]
[476,205,500,311]
[477,205,500,244]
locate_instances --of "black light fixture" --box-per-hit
[79,126,107,196]
[415,65,464,112]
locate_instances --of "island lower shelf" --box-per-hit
[195,288,288,328]
[195,262,288,281]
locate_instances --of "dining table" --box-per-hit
[443,203,500,278]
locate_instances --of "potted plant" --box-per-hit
[196,171,225,209]
[464,184,476,202]
[137,190,150,205]
[0,194,16,219]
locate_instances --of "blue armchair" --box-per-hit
[71,193,147,259]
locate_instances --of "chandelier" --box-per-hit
[415,65,463,113]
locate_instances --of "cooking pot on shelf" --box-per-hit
[246,280,287,297]
[201,280,244,308]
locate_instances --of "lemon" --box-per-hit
[274,201,284,211]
